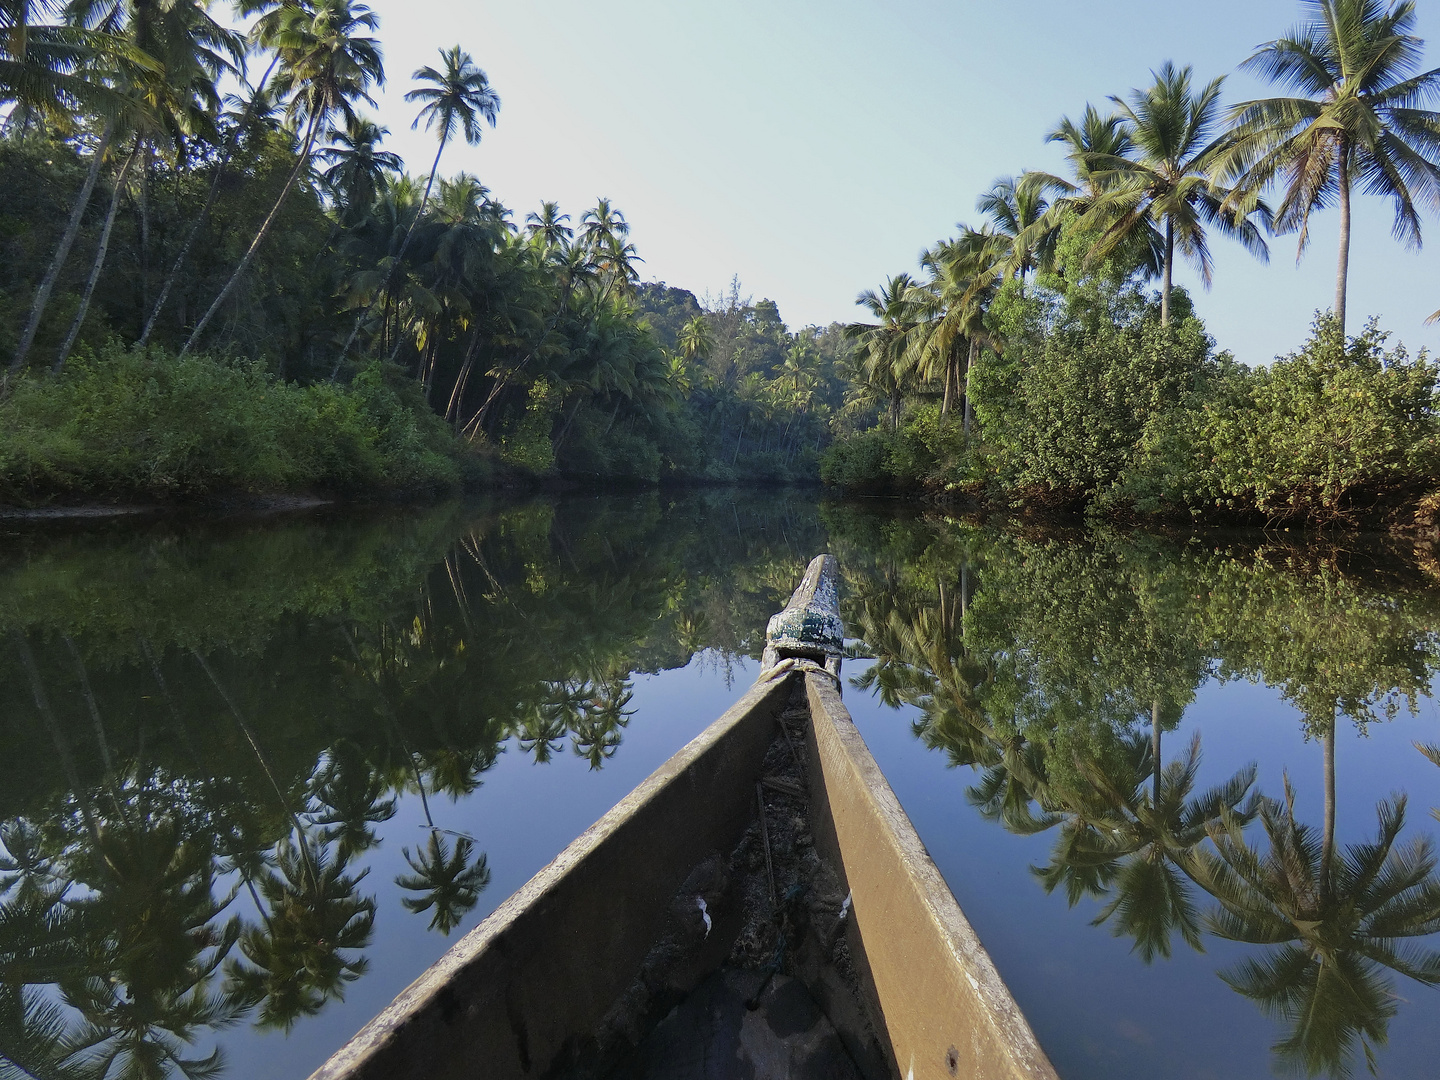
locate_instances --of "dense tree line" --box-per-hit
[0,1,850,502]
[825,0,1440,529]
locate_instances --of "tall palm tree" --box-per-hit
[182,0,384,354]
[525,200,571,251]
[846,273,920,431]
[3,4,161,374]
[677,314,712,366]
[224,838,375,1031]
[1078,62,1270,325]
[909,229,998,423]
[976,173,1059,286]
[52,138,139,370]
[1216,0,1440,337]
[1029,104,1166,283]
[318,115,400,223]
[71,0,243,326]
[1048,104,1136,198]
[391,45,499,276]
[138,75,284,347]
[0,0,132,121]
[1035,731,1259,962]
[1198,783,1440,1077]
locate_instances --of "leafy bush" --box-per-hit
[1115,315,1440,523]
[0,343,460,503]
[971,282,1215,504]
[820,405,971,491]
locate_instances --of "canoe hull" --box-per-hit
[308,676,792,1080]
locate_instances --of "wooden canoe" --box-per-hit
[309,555,1059,1080]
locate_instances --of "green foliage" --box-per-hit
[499,377,559,474]
[819,404,973,491]
[0,343,460,503]
[1117,315,1440,523]
[972,281,1215,502]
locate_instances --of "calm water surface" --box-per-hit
[2,493,1438,1079]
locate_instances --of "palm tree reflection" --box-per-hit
[833,522,1440,1078]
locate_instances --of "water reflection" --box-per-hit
[6,499,1440,1079]
[829,514,1440,1078]
[0,494,825,1079]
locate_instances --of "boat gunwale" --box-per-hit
[804,668,1060,1080]
[307,673,793,1080]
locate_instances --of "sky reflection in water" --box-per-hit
[1,494,1438,1079]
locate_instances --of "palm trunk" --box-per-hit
[182,112,321,356]
[138,143,150,317]
[55,146,140,372]
[446,324,483,424]
[941,350,954,417]
[1319,712,1336,904]
[11,121,115,374]
[1160,217,1174,327]
[143,58,282,347]
[384,139,448,370]
[1335,140,1352,340]
[13,632,104,850]
[963,338,976,435]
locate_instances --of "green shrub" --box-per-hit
[972,282,1215,503]
[499,378,560,474]
[1115,315,1440,522]
[820,405,971,491]
[0,343,460,503]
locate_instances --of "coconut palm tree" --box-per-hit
[1048,104,1137,197]
[52,138,139,370]
[3,4,164,373]
[1028,104,1167,283]
[318,115,400,223]
[525,200,571,251]
[138,76,284,347]
[182,0,384,354]
[1216,0,1440,338]
[1197,782,1440,1077]
[1077,62,1270,326]
[70,0,243,325]
[677,314,713,367]
[0,0,134,122]
[847,273,921,431]
[908,229,999,424]
[391,45,499,276]
[395,833,490,935]
[976,173,1060,286]
[224,837,375,1031]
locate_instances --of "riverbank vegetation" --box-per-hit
[0,3,846,504]
[824,1,1440,531]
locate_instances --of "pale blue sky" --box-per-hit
[349,0,1439,365]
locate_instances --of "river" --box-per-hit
[2,491,1438,1079]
